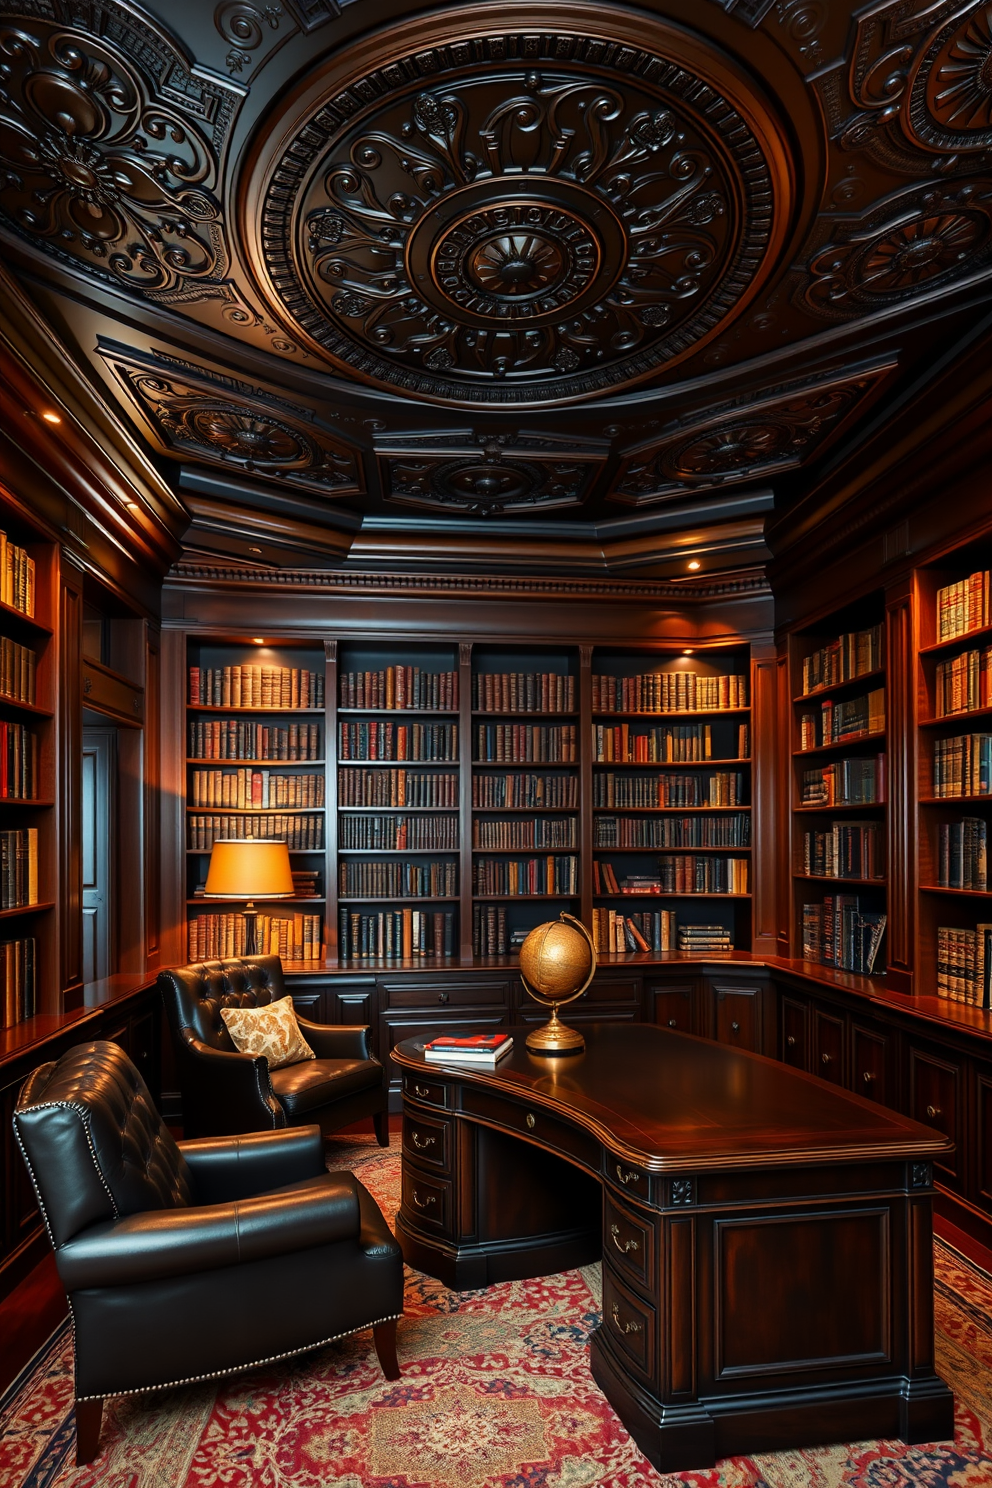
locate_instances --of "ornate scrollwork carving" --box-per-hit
[801,180,992,318]
[0,0,237,298]
[247,8,789,403]
[215,2,282,75]
[614,367,890,504]
[377,431,604,515]
[100,346,361,495]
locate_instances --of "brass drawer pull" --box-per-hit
[616,1165,641,1186]
[668,1018,677,1028]
[786,1035,796,1047]
[438,992,449,1003]
[412,1189,436,1209]
[610,1223,640,1255]
[412,1133,436,1150]
[611,1302,643,1335]
[526,1112,536,1130]
[731,1021,740,1033]
[821,1053,833,1064]
[863,1071,875,1083]
[926,1104,941,1119]
[413,1083,431,1098]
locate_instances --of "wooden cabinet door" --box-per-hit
[976,1068,992,1214]
[909,1045,964,1189]
[812,1008,846,1086]
[714,986,760,1052]
[851,1022,892,1107]
[780,996,809,1070]
[647,984,694,1033]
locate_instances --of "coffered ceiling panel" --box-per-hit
[1,0,990,575]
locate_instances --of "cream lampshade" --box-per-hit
[204,838,294,955]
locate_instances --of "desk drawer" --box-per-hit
[605,1157,650,1202]
[403,1110,451,1173]
[402,1169,451,1234]
[384,981,511,1010]
[602,1266,656,1383]
[460,1087,600,1171]
[404,1073,450,1108]
[604,1192,656,1294]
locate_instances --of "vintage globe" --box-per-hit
[518,915,597,1054]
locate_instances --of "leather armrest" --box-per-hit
[179,1126,325,1203]
[296,1020,374,1062]
[180,1028,285,1129]
[57,1171,362,1289]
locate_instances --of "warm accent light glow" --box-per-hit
[125,501,139,512]
[252,637,265,645]
[683,649,694,655]
[42,411,61,424]
[687,560,701,570]
[204,838,294,899]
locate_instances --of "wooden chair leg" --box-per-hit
[373,1318,400,1380]
[75,1397,103,1465]
[372,1109,390,1148]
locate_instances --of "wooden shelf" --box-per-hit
[919,795,992,805]
[338,848,458,856]
[472,893,579,901]
[186,758,326,765]
[0,598,52,636]
[340,895,459,904]
[339,708,458,718]
[186,847,323,854]
[593,891,752,899]
[0,696,53,718]
[793,669,885,704]
[793,874,886,887]
[188,705,325,714]
[592,708,750,719]
[186,805,324,814]
[920,622,992,657]
[591,757,749,768]
[920,884,992,897]
[594,844,751,853]
[793,732,885,756]
[341,758,459,767]
[339,805,460,813]
[188,896,325,905]
[0,798,53,807]
[0,901,54,920]
[472,710,578,720]
[795,801,886,812]
[593,804,750,812]
[919,707,992,729]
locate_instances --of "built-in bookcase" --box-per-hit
[0,489,57,1027]
[185,638,328,965]
[916,541,992,1004]
[590,645,752,956]
[788,595,888,976]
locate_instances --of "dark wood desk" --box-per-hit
[392,1022,955,1473]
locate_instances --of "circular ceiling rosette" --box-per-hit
[242,5,793,405]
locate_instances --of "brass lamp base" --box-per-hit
[525,1007,585,1055]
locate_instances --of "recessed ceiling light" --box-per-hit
[42,411,61,424]
[687,560,701,570]
[252,637,265,645]
[248,546,262,554]
[683,649,693,656]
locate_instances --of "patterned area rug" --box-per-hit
[2,1135,991,1488]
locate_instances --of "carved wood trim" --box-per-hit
[885,584,915,992]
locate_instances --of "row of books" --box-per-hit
[799,689,885,749]
[472,817,576,849]
[472,672,574,714]
[473,903,509,955]
[1,827,38,908]
[339,667,457,711]
[339,860,457,899]
[472,855,579,896]
[339,722,457,761]
[932,733,992,797]
[186,813,324,850]
[339,907,456,959]
[593,908,677,953]
[595,856,749,894]
[801,897,886,973]
[188,913,324,962]
[0,531,35,617]
[189,770,325,809]
[800,754,885,806]
[1,936,36,1026]
[340,814,459,851]
[1,636,37,705]
[592,770,746,808]
[594,814,750,848]
[937,818,988,890]
[937,571,990,643]
[591,671,747,714]
[802,822,884,880]
[1,721,38,800]
[187,720,321,761]
[338,767,457,808]
[934,646,992,717]
[474,724,577,763]
[936,925,992,1004]
[593,723,749,763]
[472,773,577,809]
[801,625,883,695]
[189,665,324,710]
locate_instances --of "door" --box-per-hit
[82,728,115,984]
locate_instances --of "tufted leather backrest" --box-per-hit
[13,1041,193,1249]
[158,956,287,1052]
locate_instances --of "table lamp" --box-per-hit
[203,838,294,956]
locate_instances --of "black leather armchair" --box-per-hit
[158,956,388,1143]
[13,1040,403,1465]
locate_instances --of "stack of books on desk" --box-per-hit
[423,1033,514,1065]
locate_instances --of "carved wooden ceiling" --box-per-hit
[2,0,992,578]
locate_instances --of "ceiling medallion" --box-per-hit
[376,430,606,514]
[245,7,790,404]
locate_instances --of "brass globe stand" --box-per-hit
[521,913,597,1055]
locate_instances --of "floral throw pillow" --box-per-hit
[219,996,315,1069]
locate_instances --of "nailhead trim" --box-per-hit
[75,1311,404,1399]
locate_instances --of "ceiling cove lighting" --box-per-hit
[687,560,701,570]
[41,411,62,424]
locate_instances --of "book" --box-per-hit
[423,1033,513,1065]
